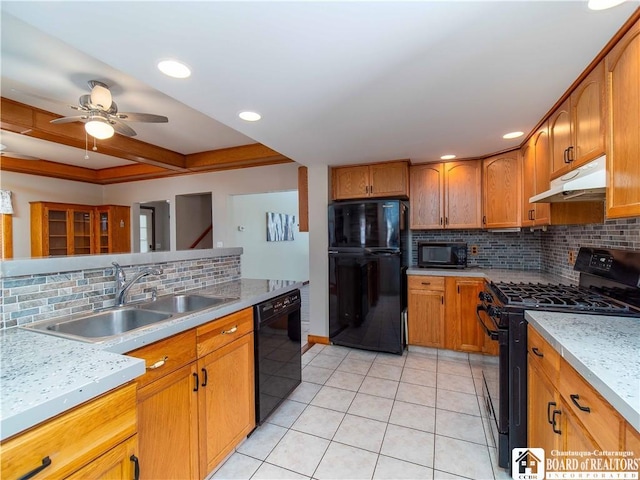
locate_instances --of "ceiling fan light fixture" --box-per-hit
[587,0,626,10]
[90,84,112,109]
[85,119,114,140]
[158,60,191,79]
[239,111,261,122]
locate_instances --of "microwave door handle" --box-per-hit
[476,305,499,340]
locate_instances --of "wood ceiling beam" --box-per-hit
[185,143,291,170]
[1,97,187,171]
[0,156,100,183]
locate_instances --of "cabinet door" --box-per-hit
[444,161,482,229]
[332,165,370,200]
[521,141,536,228]
[409,164,444,229]
[451,278,485,353]
[571,62,605,168]
[370,162,408,197]
[47,207,70,256]
[407,287,445,348]
[528,363,560,453]
[562,402,600,454]
[549,99,573,178]
[533,128,551,225]
[198,333,255,476]
[65,435,138,480]
[483,153,521,229]
[70,208,94,256]
[137,363,199,480]
[606,19,640,219]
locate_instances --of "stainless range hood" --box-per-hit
[530,156,606,203]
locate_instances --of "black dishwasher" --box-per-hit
[253,289,302,424]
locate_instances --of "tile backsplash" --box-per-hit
[1,255,241,329]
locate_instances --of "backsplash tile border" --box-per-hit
[0,255,241,329]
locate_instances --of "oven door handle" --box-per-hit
[476,305,499,340]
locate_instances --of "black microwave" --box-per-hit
[417,242,467,268]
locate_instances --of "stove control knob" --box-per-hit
[487,305,501,317]
[478,292,493,303]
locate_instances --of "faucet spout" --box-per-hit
[112,262,163,307]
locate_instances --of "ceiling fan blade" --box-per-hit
[50,115,89,124]
[110,119,137,137]
[115,112,168,123]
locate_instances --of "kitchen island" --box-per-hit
[0,278,303,441]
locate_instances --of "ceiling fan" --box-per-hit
[50,80,168,139]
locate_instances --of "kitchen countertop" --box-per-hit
[525,311,640,431]
[0,278,303,441]
[406,267,572,285]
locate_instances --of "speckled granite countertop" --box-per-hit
[406,267,572,285]
[525,311,640,431]
[1,278,303,441]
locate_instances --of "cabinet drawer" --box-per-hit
[128,329,197,388]
[527,326,560,382]
[1,383,137,480]
[197,307,254,358]
[408,276,445,291]
[558,359,622,450]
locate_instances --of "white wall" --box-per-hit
[230,191,309,281]
[1,171,105,258]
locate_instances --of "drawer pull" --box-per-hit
[570,394,591,413]
[421,282,431,286]
[532,347,544,358]
[147,356,169,370]
[130,454,140,480]
[221,326,238,335]
[18,456,52,480]
[551,410,562,434]
[547,401,556,424]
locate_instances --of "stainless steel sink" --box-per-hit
[141,294,232,314]
[32,308,173,340]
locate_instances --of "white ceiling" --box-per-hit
[1,1,638,170]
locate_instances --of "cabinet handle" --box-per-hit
[201,368,208,387]
[570,394,591,413]
[552,409,562,434]
[370,185,374,194]
[193,372,199,392]
[221,325,238,335]
[147,356,169,370]
[441,296,444,304]
[482,215,486,225]
[17,456,52,480]
[563,148,570,164]
[440,217,443,226]
[421,282,431,286]
[445,217,449,226]
[547,401,556,424]
[567,146,574,163]
[130,454,140,480]
[532,347,544,358]
[365,186,369,194]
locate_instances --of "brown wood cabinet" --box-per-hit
[444,277,486,353]
[1,383,138,480]
[407,275,445,348]
[549,62,606,179]
[30,201,130,257]
[521,127,551,227]
[482,151,521,229]
[410,161,482,230]
[605,17,640,219]
[527,325,638,456]
[332,161,409,200]
[129,308,255,480]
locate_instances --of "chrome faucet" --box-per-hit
[112,262,163,307]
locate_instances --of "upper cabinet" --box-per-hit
[482,151,521,229]
[410,161,482,230]
[549,62,606,179]
[605,17,640,219]
[521,127,551,228]
[332,161,409,200]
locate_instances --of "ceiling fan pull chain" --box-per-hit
[84,131,89,160]
[92,136,98,152]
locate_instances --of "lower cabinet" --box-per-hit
[0,383,138,480]
[407,275,492,354]
[129,307,255,480]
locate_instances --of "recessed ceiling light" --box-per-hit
[157,60,191,79]
[440,154,456,160]
[503,131,524,139]
[587,0,626,10]
[239,111,261,122]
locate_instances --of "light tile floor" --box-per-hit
[209,344,512,480]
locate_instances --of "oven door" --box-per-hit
[477,304,510,469]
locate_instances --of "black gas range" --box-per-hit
[477,247,640,469]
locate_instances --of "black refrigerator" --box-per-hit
[328,199,407,355]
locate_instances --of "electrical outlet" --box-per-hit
[471,245,479,255]
[568,250,575,265]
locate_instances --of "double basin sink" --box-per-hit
[25,294,235,342]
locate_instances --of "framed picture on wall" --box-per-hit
[266,212,295,241]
